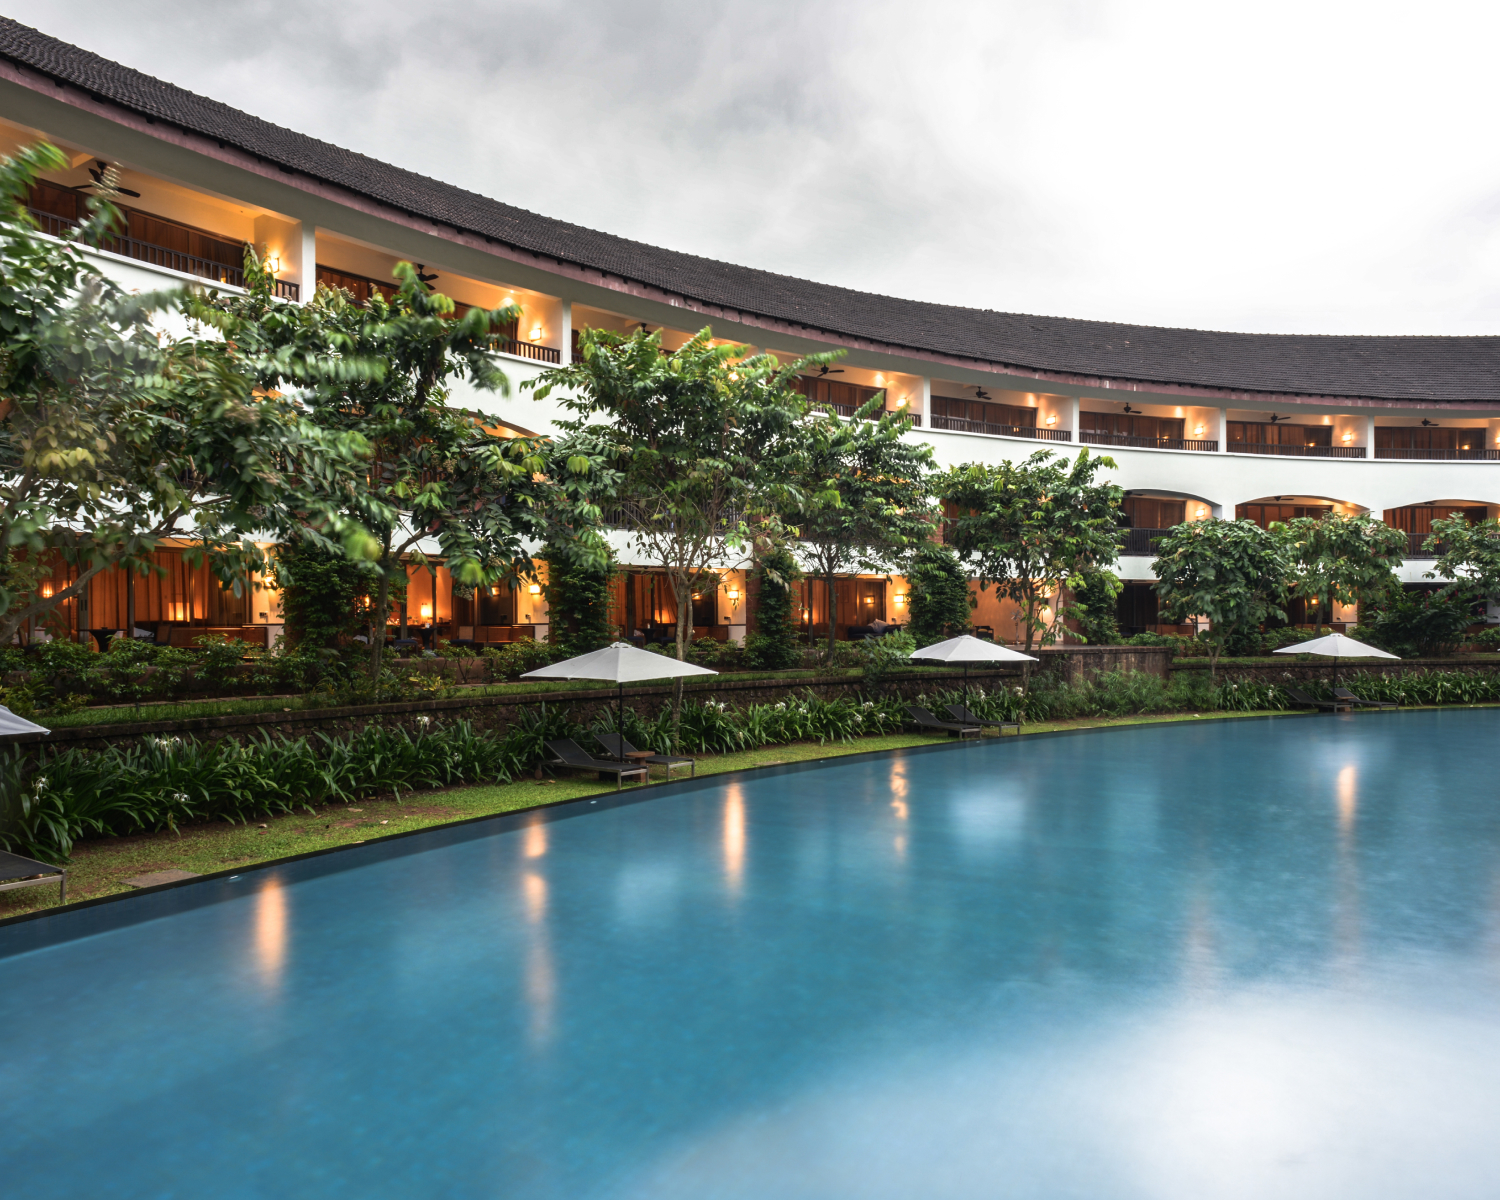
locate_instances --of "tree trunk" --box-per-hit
[125,568,135,642]
[824,566,837,662]
[674,575,692,661]
[369,568,391,676]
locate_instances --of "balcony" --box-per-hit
[1231,443,1364,458]
[28,206,299,300]
[493,338,561,364]
[931,415,1070,440]
[1118,527,1172,556]
[1374,447,1500,461]
[1080,431,1216,452]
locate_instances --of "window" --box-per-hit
[1081,411,1185,441]
[1235,503,1332,529]
[1228,422,1331,447]
[1120,497,1185,529]
[929,395,1037,430]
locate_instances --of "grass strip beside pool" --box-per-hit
[0,710,1301,918]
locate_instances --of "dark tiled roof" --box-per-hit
[4,16,1500,405]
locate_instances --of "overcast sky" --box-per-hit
[21,0,1500,335]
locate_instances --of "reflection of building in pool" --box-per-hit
[8,19,1500,650]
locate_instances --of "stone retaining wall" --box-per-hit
[1170,656,1500,684]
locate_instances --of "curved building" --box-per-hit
[1,17,1493,645]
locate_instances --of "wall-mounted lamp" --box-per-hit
[1194,423,1206,437]
[528,583,542,596]
[1196,506,1208,519]
[529,325,543,342]
[725,587,740,602]
[1342,430,1355,443]
[894,394,909,408]
[894,592,907,607]
[38,581,53,599]
[264,253,282,274]
[1045,412,1058,426]
[489,585,501,597]
[419,603,433,620]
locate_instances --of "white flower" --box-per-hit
[415,715,432,729]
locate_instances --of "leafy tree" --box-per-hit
[1275,512,1406,635]
[271,540,371,649]
[0,142,374,648]
[1152,518,1289,680]
[1426,512,1500,611]
[228,265,606,676]
[939,449,1123,652]
[905,542,973,645]
[542,541,617,657]
[1362,587,1475,657]
[532,326,813,660]
[1068,568,1123,645]
[744,544,802,670]
[782,390,936,660]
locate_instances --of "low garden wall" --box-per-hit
[1171,656,1500,685]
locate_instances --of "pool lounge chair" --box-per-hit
[544,739,649,790]
[0,849,65,904]
[1333,687,1398,709]
[906,705,981,739]
[1285,687,1351,713]
[944,704,1020,736]
[594,732,696,779]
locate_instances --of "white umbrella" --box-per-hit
[0,706,49,737]
[521,642,718,739]
[909,634,1039,702]
[1274,631,1398,690]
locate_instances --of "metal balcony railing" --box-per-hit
[1079,431,1218,452]
[28,207,300,300]
[1117,527,1173,556]
[1229,443,1364,458]
[931,415,1071,440]
[1374,447,1500,461]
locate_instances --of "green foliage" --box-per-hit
[861,629,916,689]
[1361,589,1476,657]
[534,325,810,659]
[940,448,1123,652]
[744,546,802,670]
[1068,569,1123,645]
[481,639,570,681]
[1153,518,1289,679]
[780,387,936,658]
[905,543,973,645]
[0,142,379,649]
[95,639,195,709]
[1427,513,1500,606]
[686,637,744,669]
[542,543,616,657]
[1274,513,1406,633]
[272,539,371,648]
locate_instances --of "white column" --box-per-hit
[918,376,931,425]
[1365,413,1377,459]
[1217,407,1229,452]
[297,222,317,304]
[1068,395,1081,442]
[559,299,573,366]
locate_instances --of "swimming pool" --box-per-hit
[3,710,1500,1198]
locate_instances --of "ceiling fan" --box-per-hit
[73,160,141,199]
[814,364,845,377]
[1268,413,1288,423]
[973,386,992,400]
[414,264,439,286]
[1122,403,1139,414]
[1421,418,1440,427]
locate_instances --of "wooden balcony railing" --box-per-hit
[1230,443,1364,458]
[1118,527,1173,556]
[1374,447,1500,461]
[492,337,561,364]
[931,415,1070,440]
[812,401,922,424]
[28,207,299,300]
[1080,431,1217,452]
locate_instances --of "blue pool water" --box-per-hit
[4,710,1500,1198]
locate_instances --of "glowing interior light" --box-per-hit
[38,581,53,599]
[419,604,432,619]
[528,583,542,595]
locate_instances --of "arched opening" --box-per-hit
[1234,495,1368,529]
[1384,499,1498,560]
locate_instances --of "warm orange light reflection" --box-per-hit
[523,818,548,860]
[891,799,908,821]
[523,871,548,924]
[1336,764,1357,834]
[894,834,907,859]
[723,786,745,893]
[255,876,287,989]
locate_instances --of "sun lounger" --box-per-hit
[1333,687,1398,709]
[544,739,649,789]
[944,704,1020,735]
[1285,687,1351,712]
[906,705,980,739]
[595,732,696,779]
[0,849,65,904]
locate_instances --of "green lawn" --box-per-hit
[0,709,1298,920]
